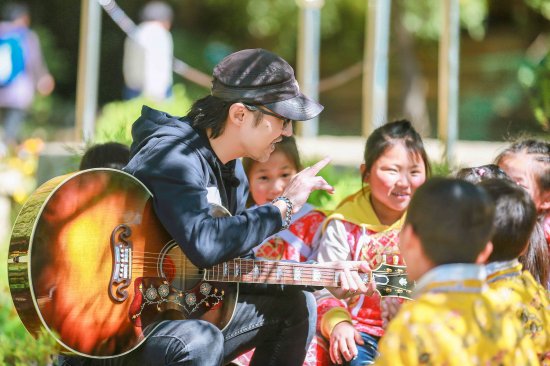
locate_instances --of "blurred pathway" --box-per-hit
[297,136,508,170]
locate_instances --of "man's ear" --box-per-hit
[227,103,246,127]
[475,242,493,264]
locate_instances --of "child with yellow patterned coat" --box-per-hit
[478,178,550,363]
[374,178,539,365]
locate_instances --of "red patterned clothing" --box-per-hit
[253,204,326,262]
[315,187,406,339]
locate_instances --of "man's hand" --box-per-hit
[323,261,375,299]
[280,157,334,213]
[329,321,364,364]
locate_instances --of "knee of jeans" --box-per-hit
[151,320,224,364]
[186,320,224,353]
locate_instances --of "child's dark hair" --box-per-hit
[456,164,511,184]
[406,177,495,265]
[187,96,263,138]
[478,179,537,262]
[362,119,431,184]
[242,136,301,207]
[456,164,549,286]
[519,217,550,287]
[495,139,550,195]
[79,142,130,170]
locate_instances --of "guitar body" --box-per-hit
[8,169,237,358]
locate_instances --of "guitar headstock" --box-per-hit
[370,263,415,300]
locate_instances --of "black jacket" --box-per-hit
[124,106,283,269]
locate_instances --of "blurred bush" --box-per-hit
[306,162,362,210]
[0,300,58,365]
[94,83,194,146]
[0,240,57,365]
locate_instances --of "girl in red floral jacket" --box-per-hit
[232,136,327,366]
[242,135,327,262]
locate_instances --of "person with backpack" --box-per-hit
[0,2,54,153]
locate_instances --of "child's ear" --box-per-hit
[475,242,493,264]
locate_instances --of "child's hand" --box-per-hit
[280,157,334,213]
[324,261,375,299]
[329,321,364,364]
[381,297,403,328]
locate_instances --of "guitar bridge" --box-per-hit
[109,224,133,302]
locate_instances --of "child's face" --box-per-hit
[247,151,297,205]
[366,143,427,223]
[498,153,546,210]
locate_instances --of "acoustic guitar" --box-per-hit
[8,169,413,358]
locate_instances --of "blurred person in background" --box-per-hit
[0,1,54,155]
[122,1,174,102]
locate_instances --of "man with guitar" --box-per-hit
[60,48,374,365]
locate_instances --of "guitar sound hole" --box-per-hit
[160,246,203,291]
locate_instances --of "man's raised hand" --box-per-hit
[281,157,334,213]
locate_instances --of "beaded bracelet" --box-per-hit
[271,196,293,230]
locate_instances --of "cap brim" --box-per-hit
[263,93,324,121]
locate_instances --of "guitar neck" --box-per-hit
[204,259,366,288]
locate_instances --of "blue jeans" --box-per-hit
[58,288,316,366]
[344,332,379,366]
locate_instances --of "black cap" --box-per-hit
[211,48,323,121]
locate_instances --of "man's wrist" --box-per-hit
[271,196,293,230]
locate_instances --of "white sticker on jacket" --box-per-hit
[206,186,222,206]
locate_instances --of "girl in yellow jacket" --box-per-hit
[315,120,430,365]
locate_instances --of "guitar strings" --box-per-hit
[129,255,406,271]
[127,263,408,276]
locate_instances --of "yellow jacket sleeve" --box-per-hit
[320,307,352,339]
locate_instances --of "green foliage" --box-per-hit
[431,160,452,177]
[524,0,550,20]
[0,240,57,365]
[94,84,194,146]
[518,54,550,131]
[399,0,488,41]
[307,162,362,210]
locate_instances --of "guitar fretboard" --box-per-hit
[204,259,369,288]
